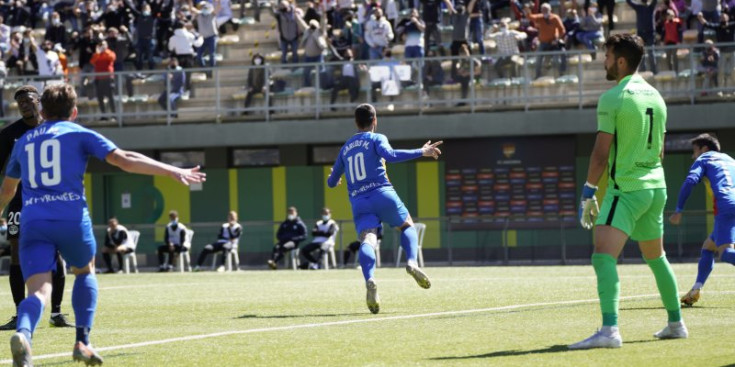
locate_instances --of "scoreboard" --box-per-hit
[445,137,577,229]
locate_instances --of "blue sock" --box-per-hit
[16,295,44,337]
[72,273,98,345]
[696,249,715,285]
[400,226,418,263]
[722,247,735,265]
[358,243,376,281]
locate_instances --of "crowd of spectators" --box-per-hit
[0,0,734,118]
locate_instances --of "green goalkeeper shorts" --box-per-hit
[595,187,667,241]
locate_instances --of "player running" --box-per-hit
[571,34,687,350]
[0,86,74,330]
[669,133,735,306]
[327,104,442,314]
[0,84,205,366]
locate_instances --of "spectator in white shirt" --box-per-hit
[168,22,202,93]
[365,8,394,59]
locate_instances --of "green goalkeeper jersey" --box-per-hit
[596,74,667,192]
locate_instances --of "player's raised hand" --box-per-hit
[172,165,207,185]
[422,140,443,160]
[668,212,682,225]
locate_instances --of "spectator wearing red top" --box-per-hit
[663,10,682,73]
[525,3,567,79]
[89,40,116,119]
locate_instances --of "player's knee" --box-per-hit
[362,233,378,250]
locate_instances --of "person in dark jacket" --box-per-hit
[267,207,308,270]
[273,0,302,64]
[106,26,134,97]
[626,0,658,73]
[131,2,157,70]
[158,57,186,117]
[45,12,68,49]
[243,53,272,114]
[699,12,735,87]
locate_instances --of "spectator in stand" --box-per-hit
[45,12,67,50]
[98,0,126,30]
[450,2,472,57]
[31,37,63,89]
[525,3,567,79]
[0,16,10,52]
[420,0,455,49]
[71,26,101,99]
[243,53,271,114]
[342,11,365,59]
[592,0,617,31]
[672,0,691,27]
[384,0,399,32]
[299,208,338,269]
[132,2,157,70]
[469,0,485,55]
[576,5,603,59]
[516,3,539,51]
[273,0,303,64]
[101,217,133,274]
[698,0,721,43]
[330,48,362,108]
[157,210,189,272]
[194,211,242,272]
[90,39,117,119]
[267,207,307,270]
[300,18,328,87]
[396,8,425,58]
[699,12,735,87]
[158,57,185,117]
[487,18,527,78]
[724,0,735,19]
[455,43,480,106]
[699,39,720,92]
[654,0,678,42]
[422,48,444,97]
[8,1,31,27]
[190,0,220,72]
[664,9,683,73]
[150,0,175,58]
[563,9,580,48]
[168,22,201,94]
[106,26,134,98]
[626,0,658,74]
[216,0,237,33]
[303,1,321,25]
[365,8,393,60]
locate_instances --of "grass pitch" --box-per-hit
[0,264,733,366]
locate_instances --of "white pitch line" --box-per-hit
[7,291,735,365]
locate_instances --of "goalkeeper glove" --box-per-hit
[579,182,599,230]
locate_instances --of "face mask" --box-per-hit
[143,10,151,16]
[52,18,61,25]
[500,26,508,33]
[202,8,211,15]
[254,58,262,65]
[170,219,178,226]
[543,13,549,18]
[322,215,331,221]
[0,225,6,232]
[589,7,597,14]
[109,6,117,11]
[287,214,296,221]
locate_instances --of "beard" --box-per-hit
[605,62,617,81]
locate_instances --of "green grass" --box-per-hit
[1,264,734,366]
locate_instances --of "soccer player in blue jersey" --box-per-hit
[669,133,735,306]
[327,103,443,314]
[0,84,206,366]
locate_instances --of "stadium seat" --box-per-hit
[320,225,340,271]
[395,223,426,268]
[123,230,140,274]
[212,238,241,271]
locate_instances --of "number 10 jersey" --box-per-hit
[5,120,118,223]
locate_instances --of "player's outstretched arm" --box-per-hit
[377,136,443,163]
[0,177,19,214]
[106,149,206,185]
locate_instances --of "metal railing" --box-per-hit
[92,209,714,268]
[2,42,734,126]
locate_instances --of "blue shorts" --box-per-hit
[351,187,410,234]
[713,213,735,247]
[19,216,97,281]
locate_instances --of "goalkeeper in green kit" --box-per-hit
[570,34,687,350]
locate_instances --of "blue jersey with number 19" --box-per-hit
[5,120,117,223]
[327,132,423,199]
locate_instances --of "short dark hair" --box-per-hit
[14,85,39,100]
[41,84,76,120]
[604,33,644,71]
[355,103,376,129]
[690,133,721,152]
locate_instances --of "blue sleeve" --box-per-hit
[676,159,704,212]
[327,152,345,188]
[81,129,118,161]
[375,134,423,163]
[5,143,22,179]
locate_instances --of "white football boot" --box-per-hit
[568,327,623,350]
[654,321,689,339]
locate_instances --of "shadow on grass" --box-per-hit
[236,312,378,319]
[431,340,660,360]
[621,306,727,311]
[38,352,137,366]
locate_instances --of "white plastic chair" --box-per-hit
[165,230,194,272]
[395,223,426,267]
[122,230,140,274]
[212,238,240,271]
[320,225,339,270]
[287,245,300,270]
